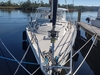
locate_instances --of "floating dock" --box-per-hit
[77,22,100,75]
[77,22,100,40]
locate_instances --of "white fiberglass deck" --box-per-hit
[26,21,76,65]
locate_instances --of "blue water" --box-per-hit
[0,9,98,75]
[0,10,27,75]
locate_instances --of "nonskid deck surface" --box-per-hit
[26,21,76,64]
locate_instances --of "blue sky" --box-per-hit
[0,0,100,6]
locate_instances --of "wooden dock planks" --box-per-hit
[77,22,100,39]
[77,22,100,75]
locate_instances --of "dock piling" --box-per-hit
[77,9,81,22]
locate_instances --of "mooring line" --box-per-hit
[66,34,95,63]
[0,39,32,75]
[0,55,39,65]
[73,34,97,75]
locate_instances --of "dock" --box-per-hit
[77,22,100,40]
[77,22,100,75]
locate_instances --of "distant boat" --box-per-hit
[26,0,77,75]
[91,7,100,28]
[86,7,100,28]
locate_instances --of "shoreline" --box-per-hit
[0,6,98,12]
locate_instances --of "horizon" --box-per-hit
[0,0,100,6]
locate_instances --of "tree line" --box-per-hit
[0,0,99,11]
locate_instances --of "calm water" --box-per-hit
[0,9,99,75]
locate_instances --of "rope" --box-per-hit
[73,34,97,75]
[14,11,40,74]
[65,0,72,23]
[55,26,76,74]
[14,31,35,75]
[34,0,42,19]
[0,47,13,75]
[58,28,76,74]
[58,42,71,63]
[32,0,34,18]
[0,39,32,75]
[66,34,95,63]
[32,67,40,75]
[28,18,45,62]
[0,55,39,65]
[58,30,71,57]
[70,44,73,75]
[14,44,31,75]
[59,25,76,63]
[54,27,70,52]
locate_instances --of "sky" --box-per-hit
[0,0,100,6]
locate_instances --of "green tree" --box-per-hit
[20,0,32,9]
[26,0,31,7]
[7,0,12,6]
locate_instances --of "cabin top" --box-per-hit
[35,7,68,21]
[37,7,68,11]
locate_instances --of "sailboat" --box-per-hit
[26,0,77,74]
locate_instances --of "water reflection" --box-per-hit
[25,46,43,75]
[0,9,99,75]
[74,26,100,75]
[0,9,15,14]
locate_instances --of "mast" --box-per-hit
[49,0,58,30]
[52,0,58,30]
[48,0,58,64]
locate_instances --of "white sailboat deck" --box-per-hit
[26,21,76,64]
[26,6,77,75]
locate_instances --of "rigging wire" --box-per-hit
[31,67,40,75]
[0,55,39,65]
[34,0,43,19]
[0,1,42,74]
[66,15,98,63]
[58,31,71,56]
[66,17,99,74]
[13,32,35,75]
[0,39,32,75]
[66,34,95,63]
[73,34,97,75]
[58,22,77,64]
[32,0,34,18]
[65,0,75,23]
[0,47,12,75]
[72,0,75,23]
[65,0,71,22]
